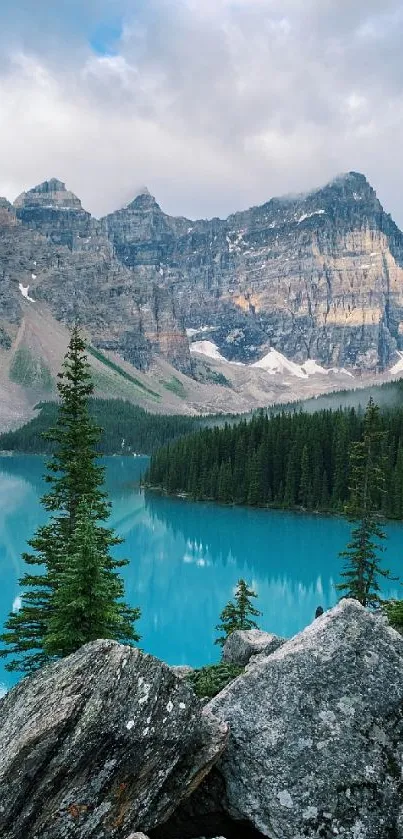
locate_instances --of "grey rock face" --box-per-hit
[123,835,228,839]
[0,640,228,839]
[205,600,403,839]
[14,178,91,249]
[124,834,150,839]
[222,629,285,667]
[3,171,403,376]
[104,172,403,371]
[0,182,191,373]
[171,666,194,679]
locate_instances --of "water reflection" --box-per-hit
[0,455,401,692]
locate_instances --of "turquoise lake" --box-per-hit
[0,454,402,693]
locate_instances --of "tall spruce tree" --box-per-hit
[215,579,261,647]
[337,398,391,608]
[0,326,140,672]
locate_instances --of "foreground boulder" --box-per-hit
[205,600,403,839]
[0,640,228,839]
[222,629,285,667]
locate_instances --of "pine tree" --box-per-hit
[299,444,312,508]
[284,444,298,508]
[44,499,140,658]
[337,398,391,608]
[385,597,403,634]
[215,579,262,646]
[332,415,349,509]
[0,326,140,672]
[392,443,403,518]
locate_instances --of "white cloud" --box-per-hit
[0,0,402,224]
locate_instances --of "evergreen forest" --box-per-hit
[0,399,199,455]
[145,406,403,519]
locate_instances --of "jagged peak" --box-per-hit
[135,185,151,197]
[29,178,67,194]
[127,186,160,211]
[14,178,83,211]
[324,171,373,193]
[0,197,12,209]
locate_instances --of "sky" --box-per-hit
[0,0,402,223]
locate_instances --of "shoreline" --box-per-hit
[144,483,403,523]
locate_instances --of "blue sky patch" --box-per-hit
[89,16,123,56]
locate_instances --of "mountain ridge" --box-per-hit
[2,170,403,427]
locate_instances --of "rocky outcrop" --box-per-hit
[0,180,191,373]
[222,629,285,667]
[14,178,91,249]
[0,640,228,839]
[3,172,403,376]
[203,600,403,839]
[104,173,403,372]
[171,666,194,679]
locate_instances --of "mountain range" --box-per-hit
[1,171,403,427]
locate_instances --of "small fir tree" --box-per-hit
[215,579,261,647]
[337,398,391,608]
[0,326,140,672]
[384,598,403,635]
[44,499,140,658]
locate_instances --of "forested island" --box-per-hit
[146,405,403,519]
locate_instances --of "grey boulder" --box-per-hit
[222,628,285,667]
[125,834,150,839]
[208,600,403,839]
[0,640,228,839]
[171,666,194,679]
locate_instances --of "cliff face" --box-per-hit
[2,173,403,374]
[104,172,403,371]
[0,181,191,373]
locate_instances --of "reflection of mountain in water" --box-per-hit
[144,491,346,583]
[141,491,346,648]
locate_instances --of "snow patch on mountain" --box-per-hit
[190,341,228,362]
[18,283,35,303]
[297,209,326,224]
[252,348,308,378]
[390,351,403,374]
[301,359,328,376]
[190,341,356,379]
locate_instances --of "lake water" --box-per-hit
[0,455,401,692]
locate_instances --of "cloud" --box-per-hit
[0,0,402,224]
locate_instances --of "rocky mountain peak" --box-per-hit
[32,177,67,194]
[14,178,83,211]
[314,170,377,207]
[0,197,16,230]
[127,187,160,212]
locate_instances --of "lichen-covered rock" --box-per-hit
[171,666,194,679]
[125,834,150,839]
[0,640,228,839]
[207,600,403,839]
[222,629,285,666]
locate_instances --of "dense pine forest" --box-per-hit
[0,399,199,456]
[146,406,403,519]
